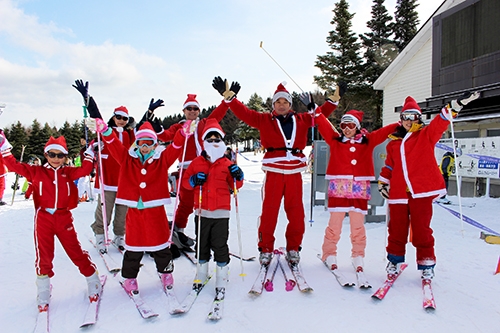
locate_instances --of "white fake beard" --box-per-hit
[204,141,227,162]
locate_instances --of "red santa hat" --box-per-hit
[272,82,292,105]
[183,94,201,110]
[135,121,157,144]
[340,110,364,129]
[44,136,68,154]
[401,96,421,115]
[202,118,225,140]
[113,106,129,117]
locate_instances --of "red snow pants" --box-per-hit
[34,208,96,278]
[258,171,305,253]
[386,194,436,266]
[173,170,194,229]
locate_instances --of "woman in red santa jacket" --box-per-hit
[87,114,190,295]
[182,118,244,294]
[378,92,479,280]
[211,77,344,266]
[312,104,398,277]
[0,132,101,311]
[73,80,136,253]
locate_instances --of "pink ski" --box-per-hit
[371,263,408,300]
[422,279,436,310]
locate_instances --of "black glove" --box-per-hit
[378,181,389,199]
[189,172,207,187]
[72,79,89,99]
[298,92,315,112]
[228,164,244,181]
[149,98,164,112]
[230,81,241,96]
[87,97,103,119]
[338,81,348,98]
[212,76,226,96]
[149,117,163,133]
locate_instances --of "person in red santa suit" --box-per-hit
[0,147,6,205]
[153,93,232,251]
[211,76,344,266]
[74,80,151,253]
[303,94,398,279]
[0,131,102,311]
[182,118,244,295]
[378,92,480,280]
[86,112,190,295]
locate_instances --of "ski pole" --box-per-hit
[259,41,304,93]
[10,145,26,205]
[95,133,110,248]
[233,179,246,280]
[82,105,94,202]
[446,105,465,235]
[194,185,203,284]
[168,124,192,245]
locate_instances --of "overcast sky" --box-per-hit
[0,0,438,128]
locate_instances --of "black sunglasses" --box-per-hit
[185,107,200,112]
[46,152,67,159]
[206,138,222,143]
[115,114,129,121]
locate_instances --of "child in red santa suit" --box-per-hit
[378,92,479,280]
[86,114,190,295]
[310,104,398,278]
[154,93,231,250]
[0,131,101,311]
[182,118,244,295]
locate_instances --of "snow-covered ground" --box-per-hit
[1,148,499,333]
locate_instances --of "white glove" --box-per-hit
[0,130,13,152]
[450,91,480,112]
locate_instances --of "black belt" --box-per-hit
[266,147,303,154]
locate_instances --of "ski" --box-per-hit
[33,304,49,333]
[422,279,436,310]
[207,288,225,321]
[161,277,184,315]
[119,280,159,319]
[264,252,281,292]
[277,251,296,291]
[177,275,212,313]
[371,263,408,300]
[248,263,270,295]
[229,252,256,261]
[280,247,312,292]
[88,238,121,273]
[317,254,355,287]
[355,270,372,289]
[80,275,107,328]
[180,250,197,265]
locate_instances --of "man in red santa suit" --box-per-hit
[211,76,342,266]
[0,132,102,311]
[86,115,191,295]
[378,92,479,281]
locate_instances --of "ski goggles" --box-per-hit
[136,139,155,148]
[114,114,129,121]
[400,113,421,121]
[46,152,67,159]
[340,122,357,130]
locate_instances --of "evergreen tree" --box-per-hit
[59,121,81,158]
[393,0,420,51]
[314,0,364,95]
[360,0,396,127]
[4,121,28,160]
